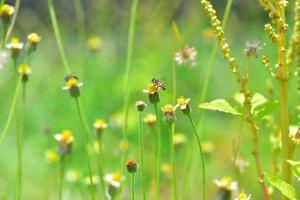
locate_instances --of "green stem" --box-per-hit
[59,159,65,200]
[47,0,71,73]
[1,23,8,49]
[131,173,135,200]
[138,112,146,200]
[168,124,177,200]
[121,0,139,170]
[187,114,206,200]
[0,77,21,144]
[74,97,95,200]
[96,137,106,198]
[154,103,161,200]
[4,0,21,44]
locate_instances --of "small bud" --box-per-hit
[0,4,14,23]
[18,64,31,82]
[135,101,146,112]
[126,160,138,173]
[27,33,41,50]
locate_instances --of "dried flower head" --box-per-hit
[62,73,83,98]
[136,100,146,112]
[27,32,41,50]
[214,176,238,191]
[244,41,264,58]
[0,4,14,22]
[0,51,9,69]
[175,96,191,115]
[88,36,102,50]
[162,104,176,124]
[44,149,60,164]
[126,160,139,173]
[18,64,31,82]
[143,114,157,127]
[54,130,74,155]
[234,192,251,200]
[173,133,186,146]
[83,175,100,187]
[6,37,24,56]
[175,45,197,66]
[143,78,165,104]
[104,173,124,188]
[94,119,108,134]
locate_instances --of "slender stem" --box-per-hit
[138,112,146,200]
[96,137,106,198]
[131,173,135,200]
[47,0,71,73]
[59,159,65,200]
[187,114,206,200]
[4,0,21,44]
[121,0,139,170]
[0,77,21,144]
[73,0,85,49]
[74,98,95,200]
[1,23,8,49]
[153,103,161,200]
[168,124,177,200]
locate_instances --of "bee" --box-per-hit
[151,78,166,90]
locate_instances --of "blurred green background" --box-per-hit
[0,0,299,199]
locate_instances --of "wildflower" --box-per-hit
[174,45,197,66]
[94,119,108,135]
[27,33,41,50]
[62,73,83,98]
[45,149,60,163]
[143,78,165,104]
[54,130,74,156]
[234,157,250,173]
[244,41,264,58]
[234,192,251,200]
[175,96,191,115]
[18,64,31,82]
[126,160,139,173]
[0,4,14,23]
[83,175,100,187]
[214,176,238,191]
[0,51,9,69]
[104,173,124,188]
[201,141,215,154]
[290,126,300,145]
[6,37,24,57]
[162,104,176,124]
[87,36,102,50]
[173,133,186,146]
[135,101,146,112]
[65,169,81,183]
[143,114,156,127]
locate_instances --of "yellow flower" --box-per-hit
[94,119,108,133]
[201,141,215,154]
[63,74,83,97]
[45,149,60,163]
[27,32,41,47]
[18,64,31,76]
[143,114,156,127]
[234,192,251,200]
[175,96,191,114]
[143,82,159,95]
[214,176,238,191]
[87,36,102,50]
[54,130,74,146]
[161,163,172,177]
[0,4,14,19]
[6,37,24,54]
[162,104,176,124]
[173,133,186,146]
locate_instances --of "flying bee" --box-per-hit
[151,78,166,90]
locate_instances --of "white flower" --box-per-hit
[104,173,124,188]
[175,45,197,66]
[214,176,238,191]
[0,51,9,69]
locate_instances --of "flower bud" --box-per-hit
[126,160,138,173]
[136,101,146,111]
[148,92,160,104]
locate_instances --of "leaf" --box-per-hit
[199,99,242,115]
[265,172,298,200]
[253,101,279,121]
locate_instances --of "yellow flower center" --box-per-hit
[60,130,73,145]
[177,97,187,105]
[94,119,107,130]
[18,64,31,75]
[112,173,121,182]
[67,77,78,89]
[221,176,233,188]
[163,104,174,114]
[88,36,102,50]
[238,193,247,199]
[148,82,158,94]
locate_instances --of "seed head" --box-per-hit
[135,100,146,112]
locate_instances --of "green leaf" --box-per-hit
[199,99,242,115]
[265,172,298,200]
[253,101,279,121]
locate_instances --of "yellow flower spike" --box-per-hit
[45,149,60,163]
[87,36,102,50]
[0,4,14,20]
[143,114,156,127]
[27,33,42,49]
[93,119,108,133]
